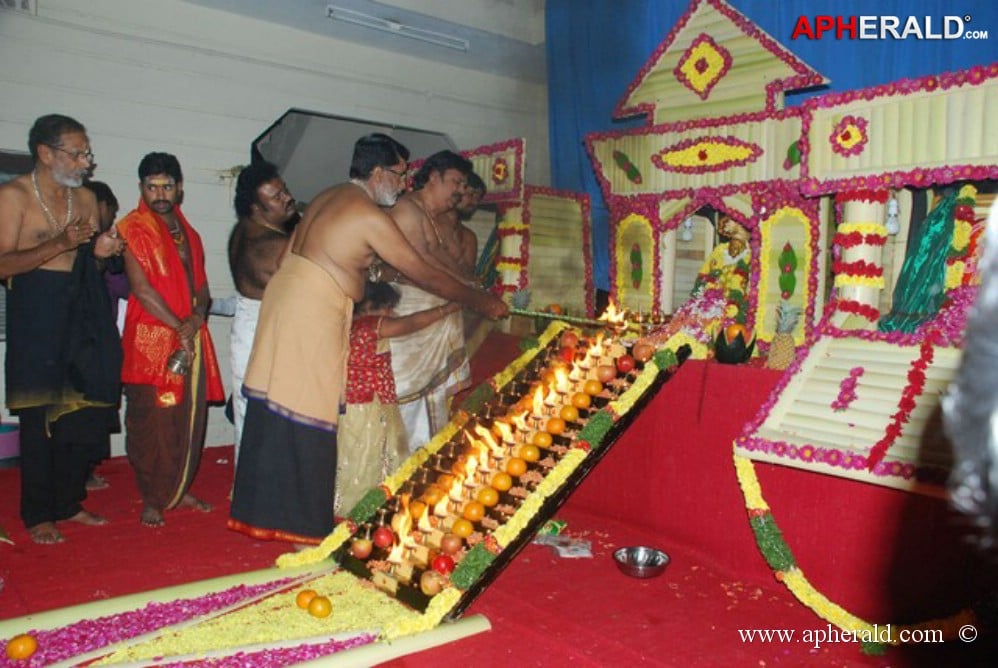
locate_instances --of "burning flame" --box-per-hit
[554,366,571,394]
[531,385,545,416]
[474,424,505,460]
[599,300,627,324]
[494,419,515,444]
[510,410,530,434]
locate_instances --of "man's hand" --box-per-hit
[476,293,509,320]
[93,226,125,259]
[59,221,95,251]
[176,313,204,342]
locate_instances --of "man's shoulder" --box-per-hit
[0,174,30,199]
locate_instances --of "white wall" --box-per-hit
[0,0,549,452]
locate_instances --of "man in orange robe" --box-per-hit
[118,152,224,527]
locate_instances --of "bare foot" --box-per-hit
[67,510,109,526]
[140,507,165,527]
[86,473,109,491]
[28,522,65,544]
[178,493,212,512]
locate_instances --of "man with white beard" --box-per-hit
[0,114,125,544]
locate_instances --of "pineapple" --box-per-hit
[766,301,801,370]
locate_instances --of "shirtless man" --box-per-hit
[386,151,479,451]
[435,169,485,280]
[390,150,474,280]
[0,114,125,543]
[227,161,297,462]
[229,133,506,546]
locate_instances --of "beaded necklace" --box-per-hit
[31,170,73,233]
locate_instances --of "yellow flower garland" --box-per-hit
[837,222,887,236]
[493,449,587,547]
[608,360,659,415]
[834,274,885,289]
[97,572,418,663]
[733,450,976,646]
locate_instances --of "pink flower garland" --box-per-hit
[830,367,864,411]
[0,580,296,667]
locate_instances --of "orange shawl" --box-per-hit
[118,199,224,406]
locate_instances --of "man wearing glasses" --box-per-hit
[387,150,478,453]
[229,135,506,547]
[0,114,125,544]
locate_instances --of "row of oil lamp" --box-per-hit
[345,328,653,598]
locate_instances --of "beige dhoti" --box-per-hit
[334,398,407,514]
[243,253,352,429]
[389,283,470,452]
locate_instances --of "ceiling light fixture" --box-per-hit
[326,5,470,52]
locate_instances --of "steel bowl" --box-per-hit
[613,546,670,579]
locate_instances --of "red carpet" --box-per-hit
[1,331,992,665]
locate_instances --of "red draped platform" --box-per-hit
[0,332,991,665]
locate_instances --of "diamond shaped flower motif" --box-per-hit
[673,33,732,100]
[830,115,869,157]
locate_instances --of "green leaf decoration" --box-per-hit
[518,337,540,352]
[460,381,497,415]
[748,513,796,572]
[777,242,797,297]
[785,140,801,167]
[631,243,643,288]
[612,150,643,184]
[651,348,678,371]
[577,409,615,446]
[450,543,497,590]
[347,487,390,524]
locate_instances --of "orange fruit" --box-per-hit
[519,444,541,462]
[583,379,604,396]
[545,417,566,435]
[422,484,445,506]
[5,634,38,661]
[571,392,591,409]
[559,405,580,423]
[547,303,564,315]
[409,499,427,520]
[477,487,500,507]
[451,518,474,538]
[532,431,553,449]
[436,473,456,489]
[506,457,528,477]
[307,595,332,618]
[724,323,749,344]
[462,500,486,522]
[295,589,318,609]
[491,471,513,492]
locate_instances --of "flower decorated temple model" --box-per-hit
[585,0,997,491]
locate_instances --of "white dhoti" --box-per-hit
[390,283,470,452]
[229,294,261,465]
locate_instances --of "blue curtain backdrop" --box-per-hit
[546,0,998,292]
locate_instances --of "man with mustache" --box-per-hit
[117,152,225,528]
[229,135,506,547]
[386,150,477,452]
[0,114,125,544]
[227,161,298,465]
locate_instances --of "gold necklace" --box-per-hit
[411,194,444,245]
[31,170,73,233]
[254,219,287,235]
